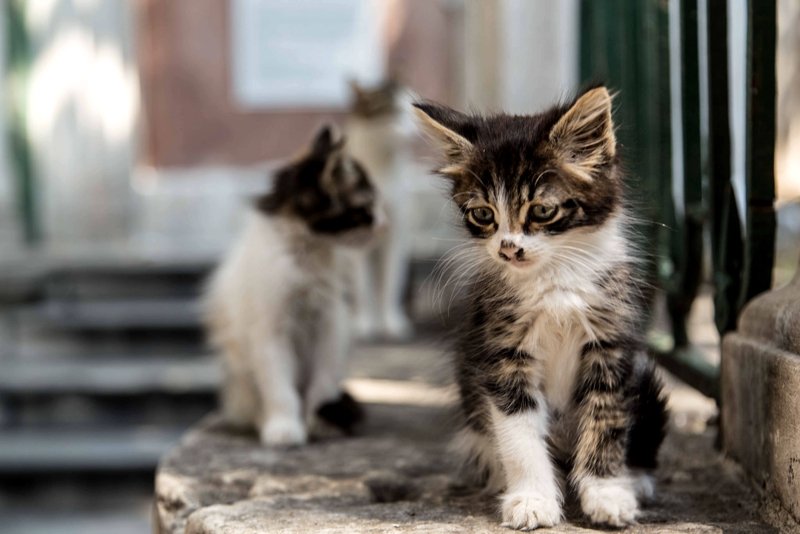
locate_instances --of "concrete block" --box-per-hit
[722,261,800,525]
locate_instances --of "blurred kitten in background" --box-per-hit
[345,79,416,340]
[204,126,382,446]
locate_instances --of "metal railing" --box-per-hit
[3,0,38,244]
[579,0,776,399]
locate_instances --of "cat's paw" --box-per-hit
[259,416,307,447]
[500,490,562,531]
[579,476,639,527]
[315,392,364,434]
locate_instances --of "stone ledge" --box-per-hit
[722,261,800,526]
[736,270,800,353]
[154,401,774,534]
[722,333,800,525]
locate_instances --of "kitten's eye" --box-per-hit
[530,204,559,222]
[469,207,495,225]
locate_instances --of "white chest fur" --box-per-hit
[518,289,591,413]
[508,217,630,412]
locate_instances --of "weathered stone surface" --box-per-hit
[737,267,800,353]
[722,259,800,526]
[155,403,776,533]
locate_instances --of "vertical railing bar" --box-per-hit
[741,0,776,306]
[657,0,677,293]
[705,0,742,335]
[667,0,704,348]
[4,0,39,244]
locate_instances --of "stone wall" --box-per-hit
[722,258,800,524]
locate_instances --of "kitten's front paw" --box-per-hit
[579,477,639,527]
[500,490,562,531]
[260,416,307,447]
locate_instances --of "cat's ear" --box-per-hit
[412,101,475,169]
[549,86,616,182]
[348,79,365,99]
[310,124,344,155]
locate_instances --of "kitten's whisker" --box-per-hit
[430,243,483,311]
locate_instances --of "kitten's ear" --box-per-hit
[549,86,616,182]
[348,79,364,98]
[310,124,344,155]
[412,101,475,166]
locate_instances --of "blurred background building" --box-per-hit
[0,1,798,532]
[0,0,581,257]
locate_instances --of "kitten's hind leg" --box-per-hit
[315,392,364,434]
[304,299,360,435]
[220,369,259,429]
[216,336,258,428]
[626,360,667,505]
[626,359,668,471]
[450,426,504,494]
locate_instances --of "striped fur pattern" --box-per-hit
[204,126,380,447]
[415,86,667,529]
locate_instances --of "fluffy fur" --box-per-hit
[204,126,379,446]
[415,86,668,529]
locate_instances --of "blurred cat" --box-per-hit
[204,126,381,446]
[345,79,416,339]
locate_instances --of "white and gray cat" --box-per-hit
[415,86,668,529]
[204,126,382,446]
[345,79,416,340]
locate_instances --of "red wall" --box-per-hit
[135,0,457,168]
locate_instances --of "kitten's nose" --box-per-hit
[499,241,524,262]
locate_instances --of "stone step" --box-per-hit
[0,358,219,396]
[0,427,185,473]
[42,264,208,301]
[0,252,212,304]
[20,298,201,331]
[1,512,150,534]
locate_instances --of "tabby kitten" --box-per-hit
[204,126,379,446]
[414,86,667,529]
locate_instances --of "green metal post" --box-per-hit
[666,0,704,349]
[741,0,776,305]
[4,0,39,244]
[706,0,742,335]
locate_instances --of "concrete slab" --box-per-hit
[0,427,184,473]
[0,358,219,396]
[155,401,774,533]
[722,261,800,526]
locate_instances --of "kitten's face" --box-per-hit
[349,79,398,118]
[414,87,621,272]
[258,126,383,245]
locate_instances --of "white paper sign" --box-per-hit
[231,0,383,109]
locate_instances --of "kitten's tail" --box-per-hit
[626,361,668,470]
